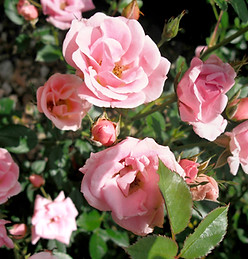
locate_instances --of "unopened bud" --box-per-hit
[9,223,27,240]
[17,0,39,21]
[122,0,142,20]
[227,97,248,121]
[29,174,45,188]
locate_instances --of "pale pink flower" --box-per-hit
[226,120,248,175]
[0,148,21,205]
[80,137,184,236]
[91,118,118,146]
[190,174,219,201]
[9,223,27,240]
[29,251,58,259]
[177,55,236,141]
[29,174,45,188]
[37,73,92,131]
[40,0,95,30]
[17,0,38,21]
[195,45,207,57]
[63,12,171,108]
[31,191,78,245]
[0,219,14,249]
[179,159,199,184]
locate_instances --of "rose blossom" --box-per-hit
[37,73,92,131]
[29,251,58,259]
[91,118,118,146]
[40,0,95,30]
[29,174,45,188]
[0,148,21,205]
[177,54,236,141]
[228,97,248,121]
[17,0,38,21]
[31,191,78,245]
[226,120,248,175]
[0,219,14,249]
[80,137,185,236]
[179,159,199,184]
[190,174,219,201]
[9,223,27,240]
[63,12,171,108]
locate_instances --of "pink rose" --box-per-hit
[37,73,92,131]
[91,118,118,146]
[80,137,185,235]
[31,191,78,245]
[179,159,199,184]
[194,45,207,57]
[190,174,219,201]
[29,251,58,259]
[0,148,21,205]
[9,223,27,240]
[17,0,38,21]
[63,13,171,108]
[226,120,248,175]
[228,97,248,121]
[177,55,236,141]
[0,219,14,249]
[40,0,95,30]
[29,174,45,188]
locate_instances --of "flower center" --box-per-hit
[47,99,66,112]
[60,1,68,10]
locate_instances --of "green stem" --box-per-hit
[28,0,42,8]
[40,186,49,199]
[129,93,177,122]
[201,25,248,59]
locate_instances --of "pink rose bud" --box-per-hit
[17,0,38,21]
[190,174,219,201]
[29,174,45,188]
[9,223,27,240]
[122,0,142,20]
[0,220,14,249]
[179,159,199,184]
[91,118,118,147]
[0,148,21,205]
[227,98,248,121]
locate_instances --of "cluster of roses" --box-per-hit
[2,0,248,254]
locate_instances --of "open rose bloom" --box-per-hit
[63,12,171,108]
[226,120,248,175]
[80,137,185,235]
[40,0,95,30]
[0,148,21,205]
[177,55,236,141]
[31,191,78,245]
[37,73,92,131]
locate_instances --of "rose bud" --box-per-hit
[17,0,38,21]
[91,118,118,147]
[122,0,142,20]
[9,223,27,240]
[227,97,248,121]
[29,174,45,188]
[179,159,199,184]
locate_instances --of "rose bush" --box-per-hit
[31,191,78,245]
[37,73,92,131]
[80,137,185,235]
[177,54,236,141]
[0,219,14,249]
[0,148,21,205]
[63,12,171,108]
[40,0,95,30]
[226,120,248,175]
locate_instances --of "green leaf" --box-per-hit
[146,112,166,141]
[77,210,102,231]
[36,45,62,62]
[157,160,192,235]
[213,0,228,11]
[4,0,24,25]
[0,98,15,115]
[0,125,37,153]
[230,0,248,23]
[31,160,47,174]
[180,205,229,258]
[89,232,108,259]
[106,228,129,247]
[126,236,178,259]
